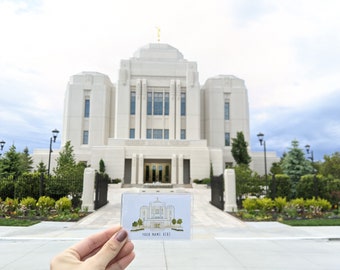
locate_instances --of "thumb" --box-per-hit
[88,229,128,268]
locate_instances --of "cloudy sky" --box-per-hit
[0,0,339,161]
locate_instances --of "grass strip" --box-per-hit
[281,218,340,226]
[0,218,40,227]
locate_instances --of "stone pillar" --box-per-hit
[138,154,144,184]
[135,79,141,139]
[81,168,96,211]
[224,169,238,212]
[178,154,184,184]
[175,80,181,139]
[141,79,147,139]
[171,154,177,184]
[169,80,176,140]
[131,154,137,184]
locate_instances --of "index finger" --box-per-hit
[71,226,122,260]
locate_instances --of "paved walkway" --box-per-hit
[1,186,340,269]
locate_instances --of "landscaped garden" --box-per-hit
[225,135,340,226]
[0,142,89,226]
[0,196,88,226]
[233,196,340,226]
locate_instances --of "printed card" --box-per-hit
[121,192,192,240]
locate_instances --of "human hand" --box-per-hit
[51,226,135,270]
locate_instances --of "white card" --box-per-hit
[121,192,192,240]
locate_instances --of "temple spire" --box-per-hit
[156,27,160,42]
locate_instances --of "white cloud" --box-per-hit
[0,0,340,159]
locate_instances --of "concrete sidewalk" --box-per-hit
[1,186,340,269]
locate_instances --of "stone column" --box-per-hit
[135,79,141,139]
[81,168,96,211]
[178,154,184,184]
[175,80,181,139]
[169,80,176,140]
[141,79,147,139]
[138,154,144,184]
[224,169,238,212]
[171,154,177,184]
[131,154,137,184]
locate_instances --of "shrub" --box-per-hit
[37,196,55,215]
[0,177,15,199]
[111,178,121,184]
[55,197,72,212]
[257,198,274,212]
[202,178,211,185]
[296,174,329,199]
[289,198,305,210]
[274,197,287,213]
[193,178,211,185]
[14,172,40,199]
[20,197,37,210]
[270,174,292,199]
[242,198,258,212]
[45,177,70,200]
[4,197,19,211]
[305,198,331,212]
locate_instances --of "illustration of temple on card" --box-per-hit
[131,197,183,231]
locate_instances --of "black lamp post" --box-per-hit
[47,129,59,178]
[257,132,268,193]
[0,140,5,156]
[305,144,318,197]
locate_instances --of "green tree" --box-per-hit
[14,172,40,199]
[36,161,47,173]
[0,145,21,179]
[172,218,176,225]
[296,174,327,199]
[53,141,76,177]
[234,164,262,208]
[137,218,143,226]
[281,140,313,189]
[18,147,33,173]
[269,174,292,199]
[320,152,340,179]
[231,132,251,166]
[99,159,106,174]
[47,141,84,206]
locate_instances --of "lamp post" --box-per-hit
[47,129,59,178]
[0,140,5,156]
[305,144,318,197]
[257,132,268,193]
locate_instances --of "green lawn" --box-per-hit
[0,218,40,227]
[281,218,340,226]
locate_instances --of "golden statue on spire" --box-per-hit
[156,27,160,43]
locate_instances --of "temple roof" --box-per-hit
[133,43,184,61]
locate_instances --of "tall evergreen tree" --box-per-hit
[36,161,47,173]
[281,140,313,185]
[231,131,252,166]
[19,147,33,173]
[48,141,84,205]
[0,144,21,179]
[53,141,77,177]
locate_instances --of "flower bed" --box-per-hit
[0,196,88,223]
[232,197,340,222]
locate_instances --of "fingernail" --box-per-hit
[115,229,128,242]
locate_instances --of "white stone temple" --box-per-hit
[32,43,278,185]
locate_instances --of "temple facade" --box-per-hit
[32,43,278,185]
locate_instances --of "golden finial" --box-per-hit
[156,27,160,42]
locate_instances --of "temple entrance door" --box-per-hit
[144,162,171,183]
